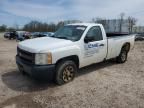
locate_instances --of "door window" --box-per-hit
[85,26,103,42]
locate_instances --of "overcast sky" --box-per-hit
[0,0,144,27]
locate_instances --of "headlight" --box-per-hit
[35,53,52,65]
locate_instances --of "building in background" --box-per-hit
[94,18,137,33]
[103,19,129,33]
[133,26,144,33]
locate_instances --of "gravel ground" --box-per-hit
[0,33,144,108]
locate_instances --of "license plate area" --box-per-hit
[18,64,24,72]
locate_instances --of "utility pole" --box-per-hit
[119,13,125,33]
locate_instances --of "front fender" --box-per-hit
[51,45,81,64]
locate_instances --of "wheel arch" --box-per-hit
[121,42,130,52]
[55,55,79,68]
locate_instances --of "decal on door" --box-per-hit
[84,43,102,57]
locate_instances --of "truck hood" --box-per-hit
[18,37,73,53]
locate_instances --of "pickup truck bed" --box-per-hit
[106,32,129,37]
[106,35,135,60]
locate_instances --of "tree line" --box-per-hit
[23,20,82,32]
[0,24,17,32]
[0,13,137,33]
[0,20,81,32]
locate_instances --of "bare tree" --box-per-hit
[91,18,97,23]
[128,16,137,33]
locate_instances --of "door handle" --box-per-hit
[99,44,105,46]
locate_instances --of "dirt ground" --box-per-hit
[0,33,144,108]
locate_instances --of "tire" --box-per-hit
[116,48,128,63]
[55,60,77,85]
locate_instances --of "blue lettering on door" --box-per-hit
[88,43,98,48]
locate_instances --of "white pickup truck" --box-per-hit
[16,23,135,85]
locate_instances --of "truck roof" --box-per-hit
[68,23,102,27]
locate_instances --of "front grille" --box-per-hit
[17,47,35,64]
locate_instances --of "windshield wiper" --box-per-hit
[51,35,56,37]
[54,36,68,40]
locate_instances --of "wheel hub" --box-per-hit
[62,66,74,82]
[121,52,126,61]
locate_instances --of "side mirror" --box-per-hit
[84,36,94,43]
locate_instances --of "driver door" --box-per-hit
[82,26,107,67]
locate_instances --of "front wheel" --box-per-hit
[116,49,128,63]
[55,60,77,85]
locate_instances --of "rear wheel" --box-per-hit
[55,60,77,85]
[116,47,128,63]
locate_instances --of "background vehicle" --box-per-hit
[31,32,40,38]
[135,33,144,41]
[37,32,48,37]
[16,31,32,41]
[16,31,26,41]
[40,32,54,37]
[31,32,54,38]
[47,32,54,36]
[16,23,135,85]
[8,31,17,40]
[4,32,10,38]
[24,32,31,39]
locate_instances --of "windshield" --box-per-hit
[53,25,87,41]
